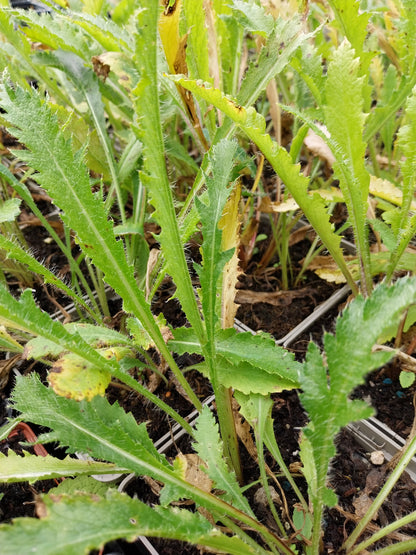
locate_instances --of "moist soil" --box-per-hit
[1,204,416,553]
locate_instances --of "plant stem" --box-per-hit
[214,384,243,484]
[343,432,416,552]
[347,510,416,555]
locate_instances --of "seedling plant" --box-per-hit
[0,1,416,554]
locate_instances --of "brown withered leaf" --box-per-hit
[91,55,110,82]
[353,491,378,520]
[304,127,335,167]
[259,196,299,213]
[236,288,311,306]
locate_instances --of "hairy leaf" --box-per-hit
[170,327,300,394]
[132,4,205,343]
[193,406,253,515]
[386,86,416,279]
[194,139,238,345]
[0,287,118,375]
[0,490,255,555]
[327,0,370,58]
[0,81,190,403]
[299,277,416,518]
[0,235,93,316]
[323,40,371,293]
[8,9,92,59]
[0,452,125,484]
[183,0,210,82]
[11,374,174,480]
[172,76,357,292]
[237,14,308,107]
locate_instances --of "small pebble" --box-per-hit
[370,450,385,465]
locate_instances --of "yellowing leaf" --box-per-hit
[48,353,111,401]
[369,175,416,210]
[219,181,242,327]
[158,0,183,74]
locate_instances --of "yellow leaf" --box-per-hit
[369,176,416,210]
[48,353,111,401]
[219,181,242,327]
[158,0,183,74]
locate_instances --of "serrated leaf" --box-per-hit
[64,323,133,348]
[47,475,112,497]
[0,235,94,318]
[0,84,130,309]
[8,9,92,59]
[0,452,125,484]
[299,277,416,519]
[327,0,370,58]
[132,5,205,343]
[0,489,255,555]
[11,374,175,481]
[172,76,357,292]
[183,0,210,82]
[0,81,186,396]
[193,406,253,515]
[237,14,309,107]
[232,0,274,36]
[170,327,300,390]
[195,139,238,344]
[323,40,371,292]
[216,356,297,395]
[0,286,118,375]
[70,11,132,52]
[386,86,416,279]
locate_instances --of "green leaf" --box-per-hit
[0,84,130,309]
[132,4,205,344]
[399,371,415,389]
[47,475,113,496]
[0,286,117,374]
[64,323,133,348]
[0,81,196,407]
[8,9,91,59]
[193,406,254,516]
[386,86,416,280]
[231,0,275,36]
[237,14,309,107]
[0,235,93,316]
[194,139,238,346]
[0,452,126,484]
[0,490,255,555]
[299,277,416,534]
[183,0,211,82]
[327,0,370,58]
[0,198,20,222]
[11,374,175,481]
[172,76,357,293]
[170,327,300,393]
[323,40,371,293]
